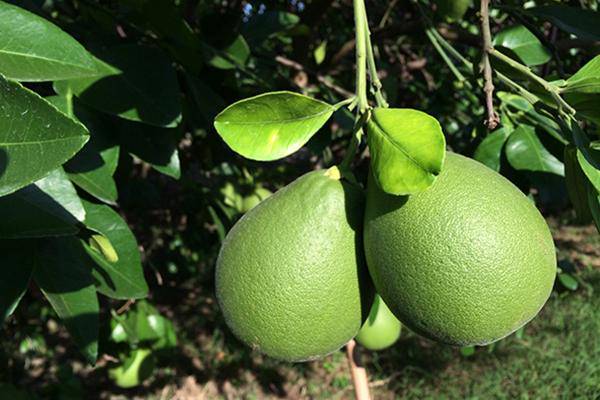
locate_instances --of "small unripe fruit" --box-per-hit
[355,294,401,351]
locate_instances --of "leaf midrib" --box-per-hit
[0,48,97,73]
[371,117,430,172]
[218,107,333,126]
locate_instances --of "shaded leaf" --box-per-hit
[526,6,600,41]
[557,272,578,291]
[493,25,551,66]
[54,45,182,128]
[564,146,592,223]
[563,55,600,94]
[474,126,513,172]
[0,168,84,238]
[505,125,564,176]
[0,75,89,197]
[0,240,34,321]
[366,108,446,195]
[48,95,119,204]
[116,119,181,179]
[0,2,97,81]
[119,0,203,72]
[81,200,148,300]
[214,91,334,161]
[242,11,300,45]
[184,74,226,125]
[33,238,99,364]
[207,35,250,70]
[570,121,600,194]
[587,183,600,233]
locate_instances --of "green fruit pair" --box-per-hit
[216,152,556,361]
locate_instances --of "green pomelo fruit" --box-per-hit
[364,153,556,346]
[216,167,372,362]
[434,0,472,21]
[355,294,401,351]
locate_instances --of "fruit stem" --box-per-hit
[354,0,369,113]
[346,339,372,400]
[363,7,388,108]
[340,111,369,171]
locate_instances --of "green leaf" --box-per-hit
[498,91,533,112]
[493,25,551,66]
[563,55,600,94]
[571,122,600,194]
[505,125,564,176]
[242,11,300,45]
[526,6,600,41]
[116,119,181,179]
[184,74,226,125]
[33,238,99,364]
[474,126,513,172]
[118,0,203,72]
[0,2,97,81]
[314,41,327,65]
[564,146,592,223]
[587,183,600,233]
[576,149,600,194]
[81,200,148,300]
[0,240,34,322]
[557,272,579,291]
[0,168,84,238]
[48,95,119,204]
[0,75,89,197]
[54,45,182,128]
[214,91,335,161]
[366,108,446,195]
[564,92,600,125]
[207,35,251,70]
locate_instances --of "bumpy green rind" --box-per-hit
[364,153,556,346]
[216,169,371,362]
[355,294,402,351]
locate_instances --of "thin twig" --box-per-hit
[425,27,470,87]
[274,55,354,98]
[378,0,399,28]
[346,340,371,400]
[479,0,500,129]
[354,0,369,112]
[364,9,389,107]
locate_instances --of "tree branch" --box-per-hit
[479,0,500,130]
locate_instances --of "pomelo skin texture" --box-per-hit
[355,294,402,351]
[364,153,556,346]
[216,168,372,362]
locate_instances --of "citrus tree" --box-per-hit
[1,0,599,396]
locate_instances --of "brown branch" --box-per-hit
[275,55,354,98]
[479,0,499,130]
[346,340,371,400]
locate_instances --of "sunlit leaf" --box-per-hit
[0,2,97,81]
[366,108,446,195]
[214,91,334,161]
